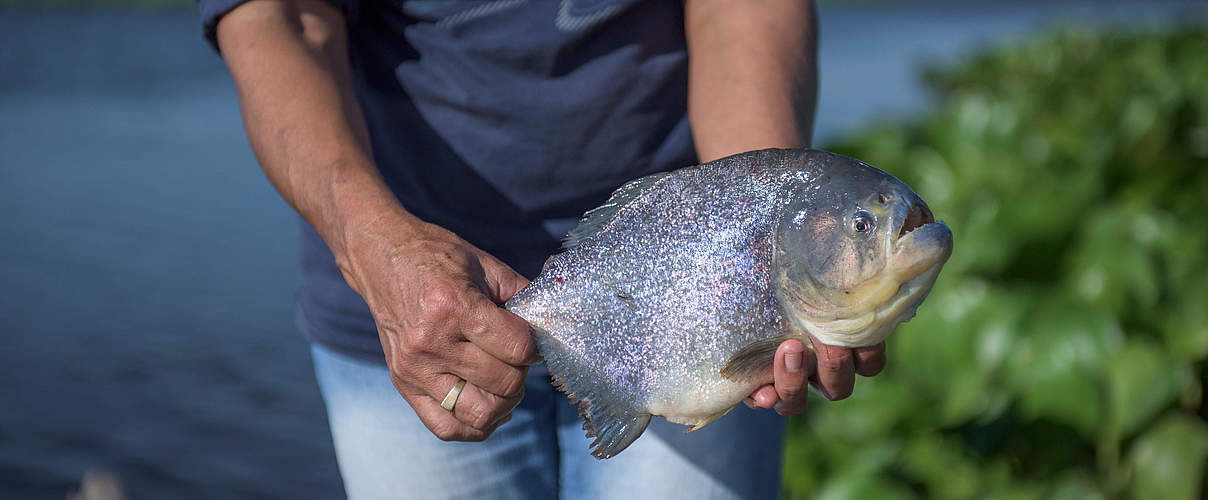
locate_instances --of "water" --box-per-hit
[1,3,1202,499]
[0,10,339,499]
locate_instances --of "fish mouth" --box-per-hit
[890,201,952,279]
[897,203,935,240]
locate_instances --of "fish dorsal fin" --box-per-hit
[720,336,813,382]
[562,171,672,250]
[533,327,652,459]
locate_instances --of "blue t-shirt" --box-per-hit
[201,0,696,361]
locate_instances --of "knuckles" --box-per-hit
[419,283,463,323]
[396,284,465,356]
[462,320,490,340]
[430,420,465,442]
[809,343,857,401]
[820,349,853,373]
[466,403,497,430]
[778,384,803,402]
[399,327,438,355]
[506,334,537,366]
[494,370,526,399]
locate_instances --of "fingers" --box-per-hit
[744,386,779,409]
[745,340,887,415]
[455,342,529,398]
[853,342,886,377]
[459,293,539,366]
[479,252,531,304]
[772,340,812,416]
[402,374,522,442]
[809,336,855,401]
[475,254,535,363]
[409,397,489,442]
[362,230,536,442]
[743,339,814,413]
[446,377,523,431]
[408,393,509,443]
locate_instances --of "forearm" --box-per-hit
[216,0,420,270]
[685,0,819,162]
[687,2,874,411]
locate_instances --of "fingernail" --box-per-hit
[786,352,802,373]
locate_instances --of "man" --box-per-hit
[202,0,887,498]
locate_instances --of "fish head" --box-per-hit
[773,151,953,347]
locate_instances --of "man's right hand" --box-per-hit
[216,0,536,441]
[338,216,538,442]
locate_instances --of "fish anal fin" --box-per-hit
[686,405,736,433]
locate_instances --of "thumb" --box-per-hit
[478,253,531,305]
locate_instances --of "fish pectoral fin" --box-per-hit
[686,406,736,433]
[720,336,812,382]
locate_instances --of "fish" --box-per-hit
[505,148,953,458]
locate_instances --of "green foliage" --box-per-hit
[786,24,1208,499]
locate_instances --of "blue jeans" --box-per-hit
[311,344,787,499]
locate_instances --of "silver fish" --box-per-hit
[505,148,953,458]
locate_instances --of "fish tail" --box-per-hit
[533,327,651,459]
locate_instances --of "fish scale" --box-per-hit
[506,148,953,458]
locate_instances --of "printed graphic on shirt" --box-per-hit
[406,0,631,31]
[436,0,526,28]
[555,0,628,31]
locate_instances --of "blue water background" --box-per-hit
[1,2,1204,498]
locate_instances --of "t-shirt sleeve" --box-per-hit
[198,0,359,53]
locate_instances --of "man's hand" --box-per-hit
[338,217,538,441]
[744,339,887,416]
[215,0,536,441]
[683,0,881,416]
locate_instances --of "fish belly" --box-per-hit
[647,374,754,429]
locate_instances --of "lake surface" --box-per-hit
[1,2,1203,498]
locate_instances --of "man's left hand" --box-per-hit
[744,339,886,416]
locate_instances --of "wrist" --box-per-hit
[306,160,423,273]
[331,196,420,268]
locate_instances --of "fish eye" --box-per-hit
[852,211,874,233]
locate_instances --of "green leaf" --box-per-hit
[1048,470,1106,500]
[1127,415,1208,500]
[814,473,917,500]
[1161,278,1208,362]
[1105,339,1190,439]
[1004,301,1122,438]
[799,25,1208,500]
[811,377,915,442]
[899,433,982,500]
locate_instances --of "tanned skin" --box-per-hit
[686,0,886,415]
[215,0,886,442]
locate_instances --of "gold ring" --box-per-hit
[440,378,467,412]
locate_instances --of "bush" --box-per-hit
[784,24,1208,499]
